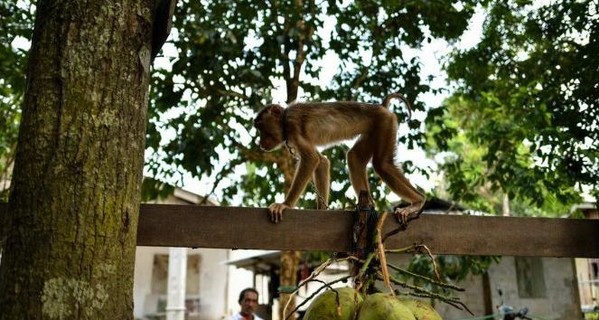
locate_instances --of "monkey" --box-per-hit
[253,93,426,225]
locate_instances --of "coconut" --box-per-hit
[357,293,416,320]
[304,287,363,320]
[398,298,443,320]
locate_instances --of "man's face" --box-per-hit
[240,291,259,316]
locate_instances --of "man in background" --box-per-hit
[227,288,264,320]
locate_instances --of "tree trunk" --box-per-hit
[279,250,301,320]
[0,0,157,318]
[278,5,312,319]
[502,193,510,216]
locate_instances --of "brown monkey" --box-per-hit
[253,93,425,224]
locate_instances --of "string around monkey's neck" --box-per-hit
[280,107,297,160]
[281,107,289,143]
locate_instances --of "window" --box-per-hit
[515,257,546,298]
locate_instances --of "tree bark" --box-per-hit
[279,250,301,320]
[0,0,158,318]
[278,6,314,317]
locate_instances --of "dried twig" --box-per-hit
[384,273,473,316]
[282,255,358,318]
[386,244,441,281]
[418,244,441,281]
[386,263,464,292]
[284,276,352,319]
[375,211,394,295]
[406,292,474,316]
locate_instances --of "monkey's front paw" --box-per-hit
[268,203,290,224]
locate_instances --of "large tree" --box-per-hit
[0,0,173,318]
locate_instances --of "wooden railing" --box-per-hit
[2,203,598,257]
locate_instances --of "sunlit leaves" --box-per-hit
[0,0,33,200]
[428,0,597,215]
[147,0,478,208]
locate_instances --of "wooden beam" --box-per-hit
[1,203,598,257]
[136,204,599,257]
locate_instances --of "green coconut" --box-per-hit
[304,287,363,320]
[357,293,416,320]
[398,298,443,320]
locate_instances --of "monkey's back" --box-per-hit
[286,101,395,146]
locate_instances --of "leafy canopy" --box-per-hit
[147,0,479,209]
[427,0,597,215]
[0,0,33,201]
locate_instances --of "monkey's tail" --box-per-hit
[382,93,412,120]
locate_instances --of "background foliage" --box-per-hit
[146,0,482,211]
[1,0,597,290]
[427,0,598,215]
[0,1,32,201]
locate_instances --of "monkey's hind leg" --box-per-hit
[370,116,426,228]
[313,154,330,210]
[393,200,426,228]
[347,135,374,205]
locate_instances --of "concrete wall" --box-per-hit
[485,257,581,320]
[435,274,487,318]
[387,255,581,320]
[224,265,257,317]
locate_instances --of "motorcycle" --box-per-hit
[496,289,531,320]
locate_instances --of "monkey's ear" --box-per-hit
[267,104,284,116]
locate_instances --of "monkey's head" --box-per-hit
[254,104,285,151]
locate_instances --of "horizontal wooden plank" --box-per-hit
[135,204,599,258]
[1,203,598,257]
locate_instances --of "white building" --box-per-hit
[134,188,257,320]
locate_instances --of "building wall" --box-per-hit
[225,265,257,317]
[134,187,235,319]
[486,257,582,320]
[435,273,487,318]
[576,206,599,312]
[387,255,581,320]
[197,248,230,318]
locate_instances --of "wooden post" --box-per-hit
[351,191,379,290]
